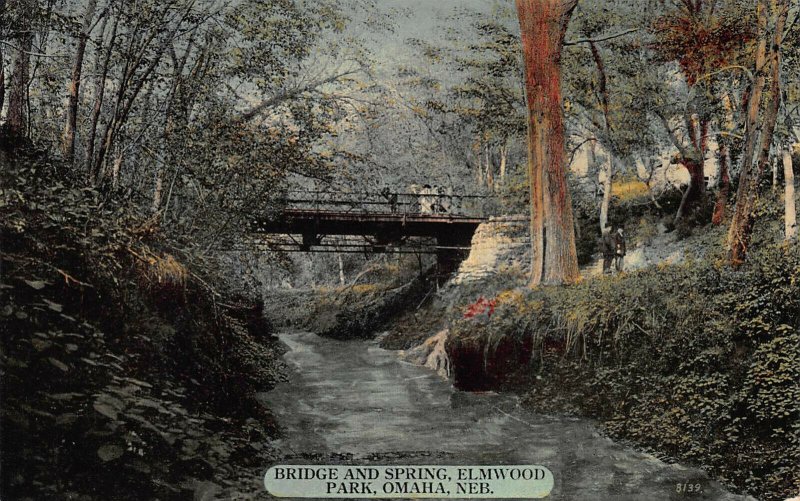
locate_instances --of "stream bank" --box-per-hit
[441,244,800,501]
[338,209,799,501]
[1,147,288,499]
[261,330,753,501]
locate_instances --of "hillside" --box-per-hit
[0,146,286,499]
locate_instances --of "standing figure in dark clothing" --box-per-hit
[613,226,626,272]
[435,185,448,214]
[380,187,398,213]
[600,227,615,274]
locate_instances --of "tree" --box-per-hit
[727,0,789,265]
[6,0,35,139]
[783,147,796,240]
[448,16,527,190]
[516,0,580,285]
[651,0,754,223]
[61,0,99,163]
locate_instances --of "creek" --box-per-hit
[259,331,752,501]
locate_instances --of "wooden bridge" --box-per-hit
[252,190,492,275]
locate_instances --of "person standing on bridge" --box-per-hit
[420,184,434,214]
[381,187,399,213]
[436,186,449,214]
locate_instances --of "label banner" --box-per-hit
[264,465,554,498]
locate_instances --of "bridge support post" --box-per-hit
[435,232,471,286]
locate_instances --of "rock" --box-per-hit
[451,216,530,285]
[48,357,70,372]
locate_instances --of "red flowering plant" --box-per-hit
[463,296,497,321]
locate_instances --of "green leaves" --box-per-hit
[23,279,47,290]
[93,394,125,421]
[97,444,125,463]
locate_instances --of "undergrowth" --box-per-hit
[447,244,800,501]
[0,146,286,498]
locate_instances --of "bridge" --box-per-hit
[252,190,492,276]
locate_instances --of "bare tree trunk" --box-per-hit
[728,0,788,265]
[675,157,705,222]
[475,143,484,188]
[61,0,98,163]
[95,4,192,180]
[86,17,116,177]
[516,0,580,286]
[499,142,508,180]
[151,167,163,213]
[111,150,122,189]
[0,46,5,116]
[8,32,32,138]
[784,147,796,241]
[712,141,730,225]
[772,156,779,190]
[486,145,495,191]
[589,40,615,233]
[600,153,613,231]
[338,253,346,286]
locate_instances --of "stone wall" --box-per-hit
[451,215,530,285]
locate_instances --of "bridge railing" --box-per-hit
[277,190,496,217]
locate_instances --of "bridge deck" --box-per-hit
[254,209,487,241]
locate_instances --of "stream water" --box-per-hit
[259,331,753,501]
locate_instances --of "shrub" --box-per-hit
[446,243,800,500]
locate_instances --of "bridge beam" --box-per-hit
[254,209,485,281]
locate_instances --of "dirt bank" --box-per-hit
[267,264,440,340]
[443,251,800,501]
[1,147,287,499]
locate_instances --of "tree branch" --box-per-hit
[564,28,638,46]
[695,64,754,84]
[238,69,361,122]
[654,109,691,159]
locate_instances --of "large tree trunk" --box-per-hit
[675,157,706,221]
[728,0,788,265]
[784,147,796,241]
[61,0,98,163]
[712,141,730,225]
[516,0,580,285]
[8,31,32,138]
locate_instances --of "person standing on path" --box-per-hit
[599,227,615,274]
[613,226,626,272]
